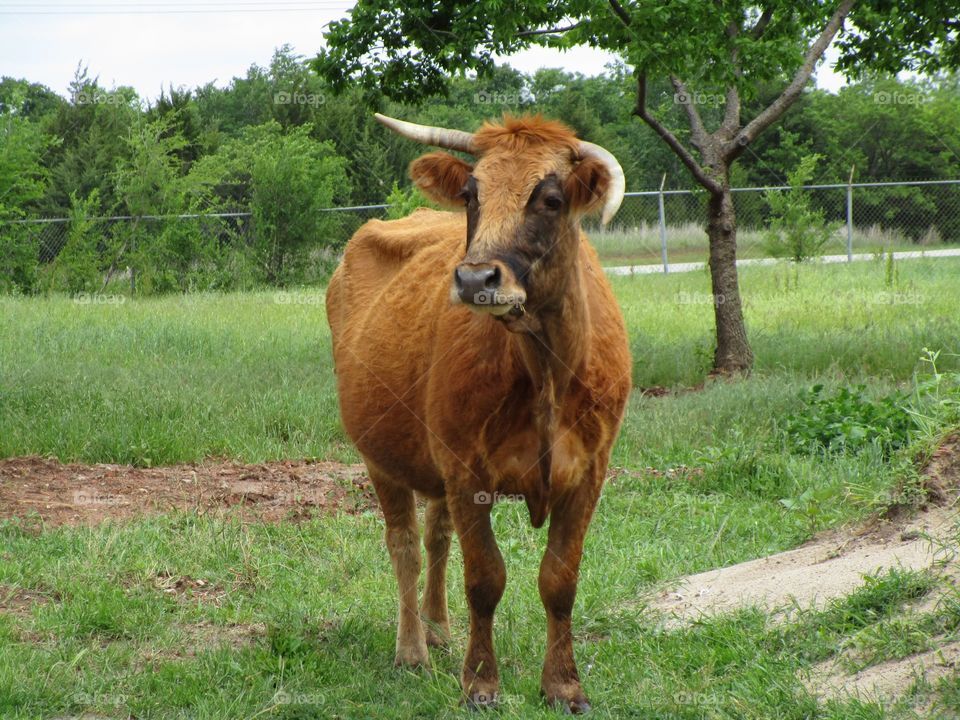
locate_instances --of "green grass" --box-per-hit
[2,257,960,718]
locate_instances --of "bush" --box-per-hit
[384,181,432,220]
[763,154,839,262]
[782,384,917,458]
[42,190,103,293]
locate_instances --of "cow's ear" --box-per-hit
[410,152,473,207]
[563,157,611,216]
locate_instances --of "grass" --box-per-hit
[2,256,960,718]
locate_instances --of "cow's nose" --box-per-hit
[454,264,501,304]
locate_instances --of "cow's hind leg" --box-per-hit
[370,473,429,668]
[421,496,453,647]
[448,491,506,708]
[538,476,602,714]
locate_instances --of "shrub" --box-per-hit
[763,154,839,263]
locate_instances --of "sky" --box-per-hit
[0,0,847,101]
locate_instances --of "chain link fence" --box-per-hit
[590,179,960,270]
[2,180,958,292]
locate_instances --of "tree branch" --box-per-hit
[517,23,581,37]
[750,6,774,39]
[722,20,742,134]
[608,0,632,27]
[670,76,709,149]
[633,74,722,194]
[728,0,856,156]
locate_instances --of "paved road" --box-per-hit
[605,248,960,276]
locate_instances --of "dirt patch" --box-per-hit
[651,435,960,623]
[0,456,377,527]
[804,640,960,704]
[0,584,57,617]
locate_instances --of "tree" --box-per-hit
[314,0,959,373]
[187,122,351,284]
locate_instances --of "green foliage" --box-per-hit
[782,384,917,458]
[43,190,103,293]
[189,121,350,285]
[384,182,432,220]
[763,153,838,262]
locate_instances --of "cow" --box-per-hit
[326,113,632,713]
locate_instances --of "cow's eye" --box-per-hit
[543,194,562,210]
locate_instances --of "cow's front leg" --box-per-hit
[448,490,506,708]
[538,479,601,714]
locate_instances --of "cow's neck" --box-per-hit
[502,228,588,527]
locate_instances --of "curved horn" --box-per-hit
[374,113,476,155]
[578,140,626,225]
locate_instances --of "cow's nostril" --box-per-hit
[484,265,501,290]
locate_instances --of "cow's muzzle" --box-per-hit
[452,262,526,316]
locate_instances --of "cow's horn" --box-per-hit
[578,141,625,225]
[374,113,476,155]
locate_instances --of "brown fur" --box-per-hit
[326,115,631,713]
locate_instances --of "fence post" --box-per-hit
[658,173,669,274]
[846,165,855,262]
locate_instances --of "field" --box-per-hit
[2,257,960,718]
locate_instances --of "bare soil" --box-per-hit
[651,436,960,622]
[0,455,377,527]
[650,434,960,709]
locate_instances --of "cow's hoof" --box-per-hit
[462,690,499,710]
[423,623,449,648]
[394,645,430,669]
[543,689,591,714]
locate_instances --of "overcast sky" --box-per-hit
[0,0,846,101]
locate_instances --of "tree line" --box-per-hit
[2,45,959,294]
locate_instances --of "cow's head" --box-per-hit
[375,114,624,319]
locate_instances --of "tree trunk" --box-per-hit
[706,179,753,373]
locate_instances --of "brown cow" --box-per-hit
[326,113,631,713]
